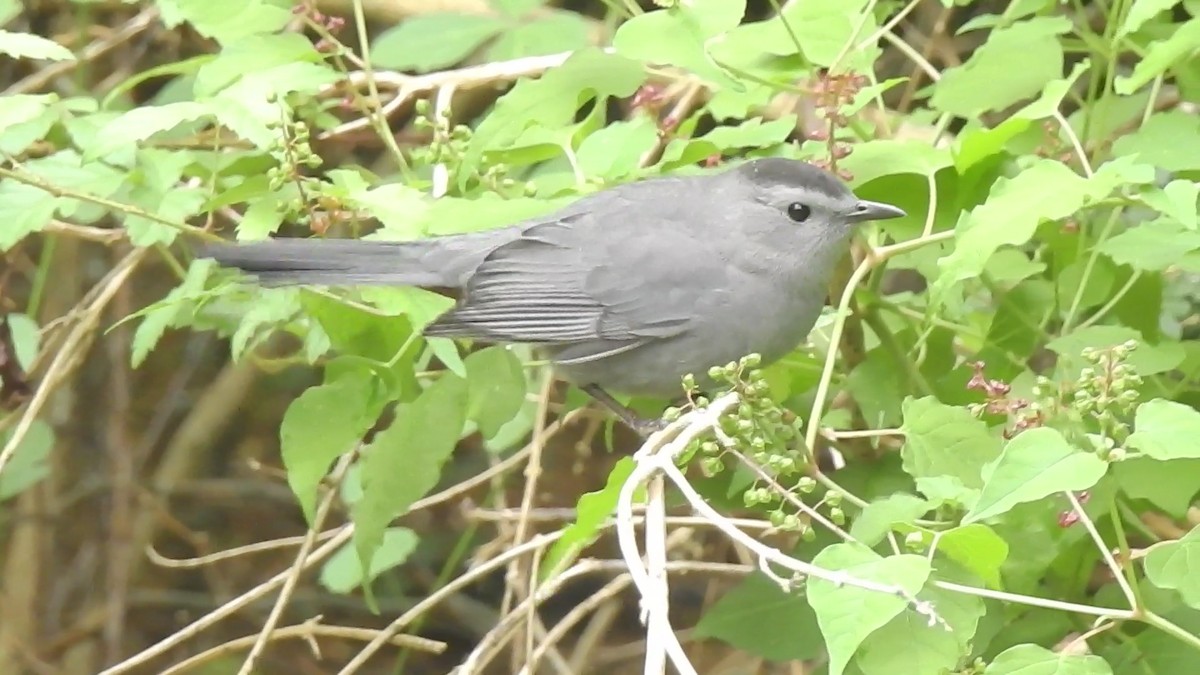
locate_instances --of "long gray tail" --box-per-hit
[199,233,513,288]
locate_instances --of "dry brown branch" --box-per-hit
[159,615,445,675]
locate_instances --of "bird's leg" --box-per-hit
[581,384,667,437]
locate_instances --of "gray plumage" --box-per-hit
[201,158,904,399]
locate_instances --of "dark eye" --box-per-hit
[786,202,811,222]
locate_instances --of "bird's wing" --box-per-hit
[424,215,712,345]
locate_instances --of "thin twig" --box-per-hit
[0,249,147,478]
[341,533,563,674]
[503,371,555,669]
[144,529,343,569]
[101,410,581,673]
[320,51,613,141]
[160,616,445,675]
[1065,491,1138,610]
[97,525,356,675]
[236,454,357,675]
[6,7,161,95]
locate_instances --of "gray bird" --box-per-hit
[202,158,905,433]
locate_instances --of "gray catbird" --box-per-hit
[202,158,905,433]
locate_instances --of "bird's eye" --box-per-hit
[786,202,811,222]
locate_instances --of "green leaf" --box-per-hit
[855,581,984,675]
[1113,457,1200,516]
[1144,526,1200,608]
[807,546,932,675]
[900,397,1002,489]
[931,17,1072,116]
[5,313,38,370]
[126,185,205,248]
[282,371,381,522]
[933,159,1105,303]
[707,82,778,121]
[839,140,953,187]
[1128,399,1200,460]
[846,348,907,431]
[0,0,15,23]
[694,572,824,662]
[849,494,931,546]
[935,523,1009,588]
[984,644,1113,674]
[659,116,797,168]
[131,260,213,367]
[237,198,286,241]
[160,0,291,44]
[576,117,660,181]
[963,427,1108,524]
[541,458,635,579]
[1112,110,1200,172]
[1057,257,1116,313]
[0,421,54,501]
[486,12,591,62]
[1,150,125,246]
[1120,0,1185,37]
[915,476,980,509]
[206,62,339,148]
[712,0,877,70]
[1104,605,1200,675]
[953,118,1031,174]
[319,527,418,594]
[229,289,301,360]
[0,179,57,251]
[1047,326,1184,376]
[1099,219,1200,271]
[373,13,508,72]
[462,49,645,179]
[0,29,75,61]
[194,33,324,97]
[613,0,746,89]
[353,373,468,594]
[1011,60,1090,121]
[464,346,527,439]
[102,54,214,108]
[1115,18,1200,95]
[0,94,55,138]
[420,193,568,237]
[301,292,415,365]
[1142,179,1199,229]
[90,102,211,158]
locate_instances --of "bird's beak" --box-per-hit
[847,200,906,223]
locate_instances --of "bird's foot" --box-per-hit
[581,384,669,438]
[627,415,669,438]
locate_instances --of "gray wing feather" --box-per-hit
[425,217,700,344]
[425,220,606,342]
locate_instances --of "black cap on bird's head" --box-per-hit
[732,157,907,224]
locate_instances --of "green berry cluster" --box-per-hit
[413,99,471,167]
[675,354,832,536]
[1030,340,1141,460]
[1075,341,1141,459]
[412,99,535,198]
[1074,341,1142,418]
[265,116,322,193]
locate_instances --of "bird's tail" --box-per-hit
[199,235,507,288]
